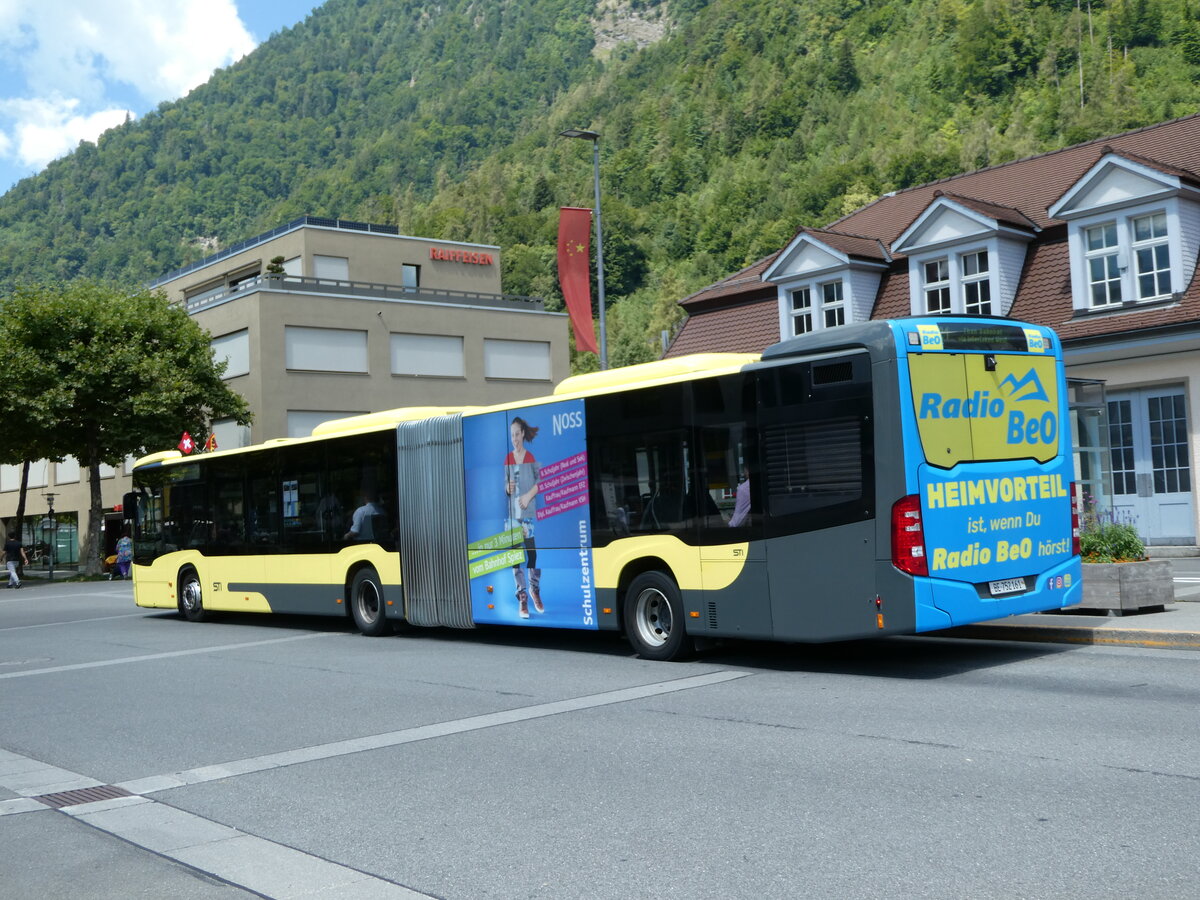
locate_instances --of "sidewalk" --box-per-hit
[936,598,1200,650]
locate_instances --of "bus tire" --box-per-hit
[350,567,391,637]
[624,571,692,661]
[178,568,208,622]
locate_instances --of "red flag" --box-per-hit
[558,207,598,354]
[204,434,218,452]
[178,432,194,454]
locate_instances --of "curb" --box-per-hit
[933,622,1200,650]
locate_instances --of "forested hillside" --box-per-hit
[4,0,1200,367]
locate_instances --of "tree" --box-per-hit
[0,280,252,574]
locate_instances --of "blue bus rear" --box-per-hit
[890,318,1082,630]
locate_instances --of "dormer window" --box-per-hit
[1048,151,1200,313]
[821,280,846,326]
[923,259,951,313]
[787,279,846,335]
[916,248,994,315]
[765,229,889,341]
[962,250,992,314]
[790,287,813,334]
[1133,212,1171,300]
[894,192,1037,318]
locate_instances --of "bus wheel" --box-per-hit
[350,568,392,637]
[178,568,208,622]
[624,571,692,661]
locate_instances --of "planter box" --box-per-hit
[1074,559,1175,614]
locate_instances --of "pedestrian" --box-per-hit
[115,529,133,580]
[3,531,28,589]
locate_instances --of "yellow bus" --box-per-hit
[131,316,1081,660]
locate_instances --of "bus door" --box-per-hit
[695,432,770,640]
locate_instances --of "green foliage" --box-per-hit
[3,0,1200,370]
[0,280,251,571]
[1080,515,1148,562]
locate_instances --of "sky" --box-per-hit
[0,0,322,195]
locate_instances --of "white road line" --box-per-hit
[0,632,339,680]
[0,750,428,898]
[0,612,150,631]
[119,670,752,794]
[0,671,752,898]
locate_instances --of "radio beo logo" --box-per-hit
[919,368,1056,446]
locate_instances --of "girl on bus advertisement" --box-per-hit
[462,400,596,629]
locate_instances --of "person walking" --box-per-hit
[114,529,133,580]
[3,532,28,589]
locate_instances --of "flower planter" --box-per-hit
[1073,559,1175,615]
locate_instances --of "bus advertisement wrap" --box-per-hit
[905,332,1078,598]
[462,399,597,628]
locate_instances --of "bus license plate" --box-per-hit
[988,578,1025,596]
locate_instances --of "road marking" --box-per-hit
[0,632,339,680]
[119,670,752,794]
[0,750,429,898]
[0,612,150,631]
[1172,577,1200,582]
[0,670,751,897]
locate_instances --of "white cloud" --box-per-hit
[0,0,256,174]
[0,96,131,168]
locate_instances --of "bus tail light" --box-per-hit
[891,495,928,576]
[1070,482,1081,556]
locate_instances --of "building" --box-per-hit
[668,114,1200,549]
[0,217,569,568]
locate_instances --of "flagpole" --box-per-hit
[559,128,608,370]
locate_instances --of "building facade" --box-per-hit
[1,217,569,567]
[667,115,1200,549]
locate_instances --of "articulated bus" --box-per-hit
[130,316,1082,660]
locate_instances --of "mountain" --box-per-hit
[4,0,1200,368]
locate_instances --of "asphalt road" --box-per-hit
[2,581,1198,899]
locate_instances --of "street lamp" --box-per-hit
[42,492,56,582]
[558,127,609,370]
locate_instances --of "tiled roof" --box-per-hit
[665,297,778,357]
[835,114,1200,240]
[679,253,778,309]
[798,228,891,261]
[929,192,1039,233]
[670,114,1200,356]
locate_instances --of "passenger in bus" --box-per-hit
[345,489,386,541]
[729,466,751,527]
[505,416,542,618]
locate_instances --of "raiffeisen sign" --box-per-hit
[429,247,495,265]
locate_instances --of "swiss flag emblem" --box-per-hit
[178,432,195,454]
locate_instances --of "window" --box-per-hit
[56,457,81,485]
[282,256,301,276]
[402,264,420,290]
[923,259,951,314]
[287,411,366,438]
[961,250,991,315]
[1086,223,1122,307]
[483,339,552,380]
[211,417,251,450]
[212,329,249,379]
[391,333,464,377]
[790,287,812,335]
[821,281,845,327]
[1076,209,1176,310]
[1133,213,1171,300]
[284,326,368,373]
[313,255,349,280]
[788,280,846,335]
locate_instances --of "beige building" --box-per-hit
[1,216,569,568]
